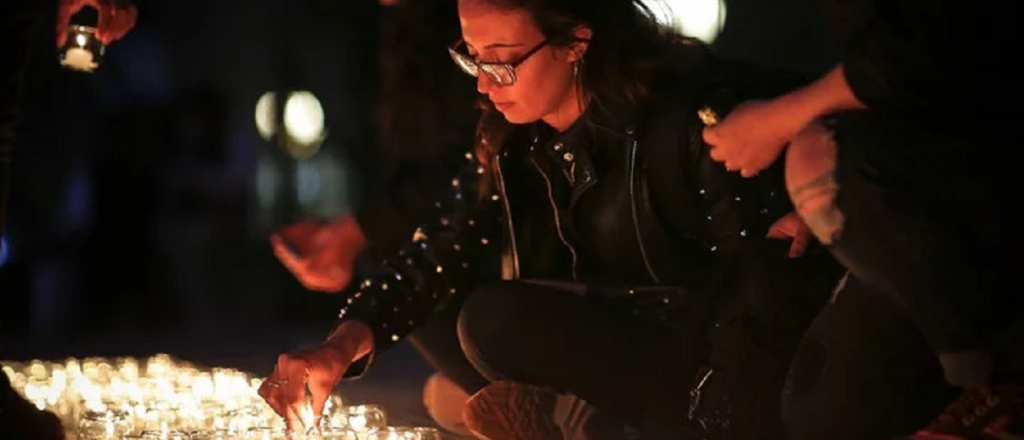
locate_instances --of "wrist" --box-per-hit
[325,321,375,362]
[337,217,368,253]
[787,64,866,123]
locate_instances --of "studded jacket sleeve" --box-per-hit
[335,152,503,376]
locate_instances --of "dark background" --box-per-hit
[0,0,840,425]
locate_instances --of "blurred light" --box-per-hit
[296,160,322,207]
[255,92,277,142]
[645,0,727,44]
[254,91,326,158]
[0,235,10,268]
[255,156,280,209]
[283,91,325,147]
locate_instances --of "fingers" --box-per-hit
[55,0,82,47]
[766,213,814,258]
[57,0,137,47]
[94,1,111,43]
[765,223,788,240]
[272,233,350,293]
[258,369,288,419]
[102,3,137,43]
[708,144,727,163]
[285,403,306,432]
[788,226,811,258]
[271,234,305,267]
[308,365,337,429]
[275,353,311,430]
[702,127,719,146]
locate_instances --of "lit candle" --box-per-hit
[62,47,98,72]
[60,25,104,72]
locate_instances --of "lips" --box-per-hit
[493,102,513,111]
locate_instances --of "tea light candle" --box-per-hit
[60,26,104,72]
[62,47,97,71]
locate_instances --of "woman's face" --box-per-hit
[458,0,583,127]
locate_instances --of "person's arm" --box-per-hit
[335,152,503,377]
[762,64,866,133]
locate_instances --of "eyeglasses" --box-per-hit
[448,38,550,87]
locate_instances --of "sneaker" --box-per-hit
[898,384,1024,440]
[463,381,563,440]
[423,372,474,437]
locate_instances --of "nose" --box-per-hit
[476,74,494,94]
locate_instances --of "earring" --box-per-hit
[573,61,580,78]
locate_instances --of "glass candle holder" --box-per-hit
[316,427,358,440]
[139,430,191,440]
[411,428,441,440]
[345,405,386,433]
[227,406,265,433]
[243,427,292,440]
[78,409,133,440]
[365,428,418,440]
[59,25,105,72]
[188,429,236,440]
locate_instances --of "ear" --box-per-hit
[567,26,593,62]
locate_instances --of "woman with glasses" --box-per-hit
[258,0,843,438]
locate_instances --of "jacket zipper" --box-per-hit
[529,156,579,281]
[494,155,520,279]
[628,132,662,283]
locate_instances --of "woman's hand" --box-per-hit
[703,99,805,178]
[271,216,367,293]
[258,322,374,432]
[767,211,814,258]
[57,0,138,46]
[704,65,866,178]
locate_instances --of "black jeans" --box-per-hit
[407,276,832,440]
[411,280,694,429]
[783,275,957,440]
[783,113,1021,439]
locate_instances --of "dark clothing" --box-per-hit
[0,2,67,439]
[825,0,1021,138]
[407,288,490,395]
[0,0,49,239]
[456,280,685,426]
[335,45,821,356]
[828,113,1017,384]
[802,0,1023,392]
[782,112,1019,436]
[337,44,843,438]
[783,275,958,440]
[353,0,478,259]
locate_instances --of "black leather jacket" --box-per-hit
[337,51,841,372]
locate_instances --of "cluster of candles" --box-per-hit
[1,354,442,440]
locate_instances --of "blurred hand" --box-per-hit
[767,211,813,258]
[56,0,138,46]
[271,216,367,293]
[704,99,804,178]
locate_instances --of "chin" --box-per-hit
[499,109,540,125]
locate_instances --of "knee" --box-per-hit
[785,121,844,245]
[457,282,528,380]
